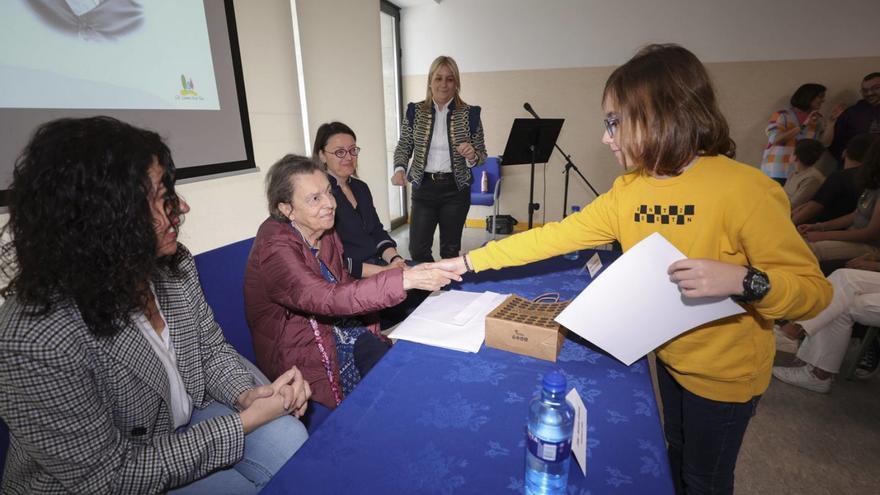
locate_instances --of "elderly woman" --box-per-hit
[0,117,309,494]
[433,45,831,494]
[391,55,488,262]
[244,155,458,410]
[760,83,844,184]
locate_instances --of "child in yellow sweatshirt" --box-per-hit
[435,44,831,495]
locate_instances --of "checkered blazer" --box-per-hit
[0,246,255,494]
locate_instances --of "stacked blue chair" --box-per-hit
[469,156,503,239]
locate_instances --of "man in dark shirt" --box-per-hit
[829,73,880,164]
[793,134,877,225]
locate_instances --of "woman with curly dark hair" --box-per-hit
[0,116,309,494]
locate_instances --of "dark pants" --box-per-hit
[353,332,389,377]
[409,174,470,262]
[656,362,760,495]
[379,289,431,330]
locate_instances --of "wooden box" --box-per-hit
[484,295,569,362]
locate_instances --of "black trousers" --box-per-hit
[409,174,470,262]
[656,361,760,495]
[353,332,390,377]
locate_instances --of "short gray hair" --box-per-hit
[265,154,325,221]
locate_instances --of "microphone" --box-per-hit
[523,102,540,119]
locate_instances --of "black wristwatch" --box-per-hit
[733,266,770,303]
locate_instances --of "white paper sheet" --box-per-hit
[555,232,745,365]
[389,290,508,353]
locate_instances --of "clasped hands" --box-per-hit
[797,223,829,242]
[237,366,311,433]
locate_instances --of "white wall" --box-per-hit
[178,0,307,253]
[397,0,880,225]
[400,0,880,74]
[294,0,392,225]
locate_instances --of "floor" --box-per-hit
[391,225,880,495]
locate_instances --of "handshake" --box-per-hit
[400,255,472,292]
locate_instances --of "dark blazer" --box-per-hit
[0,246,255,494]
[328,174,396,278]
[244,218,405,409]
[393,99,488,190]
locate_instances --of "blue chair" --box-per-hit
[470,156,503,239]
[193,237,257,363]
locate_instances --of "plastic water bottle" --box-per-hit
[563,206,581,260]
[525,370,575,495]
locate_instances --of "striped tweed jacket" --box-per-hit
[0,246,255,494]
[393,99,487,190]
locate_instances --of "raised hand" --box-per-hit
[667,258,748,299]
[456,142,477,162]
[829,103,846,121]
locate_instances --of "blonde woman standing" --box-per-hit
[391,55,487,262]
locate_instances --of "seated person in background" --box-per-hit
[828,72,880,164]
[799,139,880,262]
[773,264,880,393]
[313,121,430,329]
[313,122,404,278]
[0,117,309,494]
[792,133,878,225]
[244,155,459,410]
[783,138,827,209]
[760,83,842,185]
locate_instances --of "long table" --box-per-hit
[261,251,674,494]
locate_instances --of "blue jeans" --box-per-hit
[657,362,760,495]
[169,401,308,494]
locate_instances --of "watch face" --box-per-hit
[749,271,771,297]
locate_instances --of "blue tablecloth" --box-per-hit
[261,251,673,494]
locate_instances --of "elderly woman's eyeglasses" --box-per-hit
[330,147,361,159]
[604,116,619,138]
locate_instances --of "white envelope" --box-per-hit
[389,290,508,353]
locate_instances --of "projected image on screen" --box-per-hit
[0,0,220,110]
[0,0,254,205]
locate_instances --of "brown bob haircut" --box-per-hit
[603,44,735,176]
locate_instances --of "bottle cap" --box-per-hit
[542,370,567,393]
[571,205,580,213]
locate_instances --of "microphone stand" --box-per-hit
[560,149,599,218]
[524,104,600,218]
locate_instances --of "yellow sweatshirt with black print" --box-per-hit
[469,155,832,403]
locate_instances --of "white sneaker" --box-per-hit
[772,365,831,393]
[773,325,800,354]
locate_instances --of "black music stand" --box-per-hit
[499,118,564,229]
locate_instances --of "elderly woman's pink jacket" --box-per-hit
[244,217,405,408]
